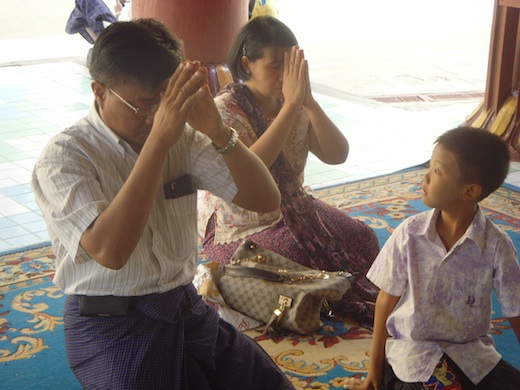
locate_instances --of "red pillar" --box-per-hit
[133,0,247,95]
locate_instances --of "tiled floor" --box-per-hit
[1,60,520,254]
[0,62,92,252]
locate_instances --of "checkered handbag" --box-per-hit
[215,240,354,334]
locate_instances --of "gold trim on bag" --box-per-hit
[231,254,266,265]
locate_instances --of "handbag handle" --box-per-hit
[223,265,345,284]
[223,266,288,282]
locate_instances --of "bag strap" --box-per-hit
[223,266,288,282]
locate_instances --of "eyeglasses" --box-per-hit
[109,88,159,118]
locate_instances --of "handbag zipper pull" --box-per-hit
[323,300,334,317]
[262,295,293,335]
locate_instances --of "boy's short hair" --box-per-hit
[435,126,510,200]
[90,18,185,92]
[227,15,298,81]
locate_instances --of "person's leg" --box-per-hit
[421,355,469,389]
[382,363,426,390]
[202,214,307,265]
[476,359,520,390]
[382,355,478,390]
[425,354,520,389]
[212,320,294,389]
[180,289,293,389]
[310,199,380,320]
[203,204,380,321]
[311,198,380,267]
[203,198,380,271]
[65,295,186,390]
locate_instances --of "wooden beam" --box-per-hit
[500,0,520,9]
[484,1,519,112]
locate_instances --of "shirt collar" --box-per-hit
[421,208,439,241]
[462,206,487,252]
[421,207,487,252]
[87,103,134,156]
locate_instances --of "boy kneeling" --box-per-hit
[345,127,520,389]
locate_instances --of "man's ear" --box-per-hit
[91,80,107,109]
[463,183,482,201]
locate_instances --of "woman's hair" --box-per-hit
[89,18,185,92]
[228,15,298,81]
[435,126,510,200]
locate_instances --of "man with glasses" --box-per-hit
[32,19,291,389]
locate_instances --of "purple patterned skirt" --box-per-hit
[202,197,380,322]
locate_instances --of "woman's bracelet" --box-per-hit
[213,127,238,155]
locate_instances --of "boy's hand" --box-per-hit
[343,376,378,390]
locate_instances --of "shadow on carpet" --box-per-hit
[1,166,519,389]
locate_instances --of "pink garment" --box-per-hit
[198,87,310,244]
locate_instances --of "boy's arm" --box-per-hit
[343,290,400,390]
[507,316,520,344]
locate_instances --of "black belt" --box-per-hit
[78,295,133,317]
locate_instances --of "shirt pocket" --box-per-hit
[163,192,197,217]
[433,269,492,340]
[153,194,198,258]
